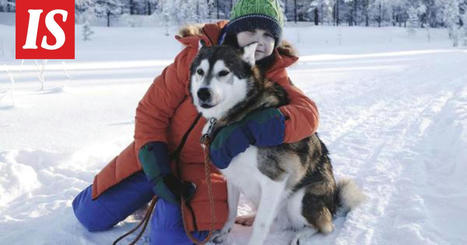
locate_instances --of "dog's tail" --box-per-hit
[336,178,366,214]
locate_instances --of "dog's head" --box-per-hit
[190,42,259,120]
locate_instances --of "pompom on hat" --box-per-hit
[220,0,285,46]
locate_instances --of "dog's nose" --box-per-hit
[197,88,212,102]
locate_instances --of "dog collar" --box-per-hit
[200,118,217,145]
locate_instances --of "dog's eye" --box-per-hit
[196,69,204,76]
[218,70,230,77]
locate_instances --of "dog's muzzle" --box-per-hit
[197,88,215,108]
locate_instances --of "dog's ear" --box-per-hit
[241,42,257,66]
[198,39,207,52]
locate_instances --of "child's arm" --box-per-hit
[134,46,197,151]
[209,76,319,169]
[277,77,320,143]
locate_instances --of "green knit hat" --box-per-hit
[224,0,284,46]
[230,0,284,27]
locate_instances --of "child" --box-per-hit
[72,0,319,244]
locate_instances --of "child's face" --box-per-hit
[236,29,275,61]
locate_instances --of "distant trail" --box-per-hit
[294,51,467,244]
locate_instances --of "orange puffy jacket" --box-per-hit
[91,21,319,231]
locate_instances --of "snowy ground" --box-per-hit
[1,23,467,245]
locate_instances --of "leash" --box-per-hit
[180,117,218,245]
[113,114,219,245]
[112,196,158,245]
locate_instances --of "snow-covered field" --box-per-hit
[1,22,467,245]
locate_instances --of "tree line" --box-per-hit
[1,0,466,29]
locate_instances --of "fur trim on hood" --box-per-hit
[178,23,298,58]
[178,23,205,38]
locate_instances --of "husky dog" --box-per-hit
[189,42,365,245]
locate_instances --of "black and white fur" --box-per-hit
[189,41,366,245]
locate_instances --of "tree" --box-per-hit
[0,0,7,12]
[390,0,410,27]
[146,0,158,15]
[6,0,460,29]
[320,0,336,25]
[307,0,331,25]
[83,20,94,41]
[76,0,94,24]
[375,0,384,27]
[123,0,157,15]
[0,0,15,12]
[156,0,215,26]
[95,0,124,27]
[463,12,467,46]
[129,0,136,14]
[444,0,462,46]
[81,7,95,40]
[334,0,340,25]
[407,6,418,35]
[159,0,174,35]
[420,0,438,27]
[344,0,359,26]
[368,0,400,27]
[462,1,467,46]
[363,0,370,26]
[352,0,358,26]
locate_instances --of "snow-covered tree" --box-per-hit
[82,20,94,41]
[124,0,158,15]
[1,64,17,107]
[344,0,360,26]
[444,0,461,47]
[369,0,386,27]
[95,0,124,27]
[76,0,94,24]
[14,0,462,30]
[156,0,214,28]
[0,0,14,12]
[159,0,175,35]
[461,0,467,46]
[302,0,334,25]
[0,0,7,12]
[319,0,335,25]
[145,0,159,15]
[419,0,442,27]
[179,0,200,23]
[34,60,48,91]
[296,0,315,22]
[463,12,467,46]
[407,6,418,35]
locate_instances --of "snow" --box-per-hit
[1,22,467,245]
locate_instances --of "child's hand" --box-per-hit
[209,108,285,169]
[139,142,195,205]
[160,174,196,204]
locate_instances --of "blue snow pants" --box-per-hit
[72,171,208,244]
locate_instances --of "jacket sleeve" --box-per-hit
[277,76,320,143]
[134,46,196,151]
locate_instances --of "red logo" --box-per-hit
[16,0,75,59]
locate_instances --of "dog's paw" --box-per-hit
[210,228,232,244]
[235,213,256,226]
[290,229,318,245]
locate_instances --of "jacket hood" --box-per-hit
[175,21,298,69]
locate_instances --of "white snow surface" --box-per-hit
[1,23,467,244]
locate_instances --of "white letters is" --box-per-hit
[22,9,43,49]
[22,9,68,50]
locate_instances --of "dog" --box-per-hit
[189,41,365,245]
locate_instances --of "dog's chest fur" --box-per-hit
[219,146,264,205]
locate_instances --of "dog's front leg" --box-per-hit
[224,181,241,232]
[212,181,240,244]
[248,178,287,245]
